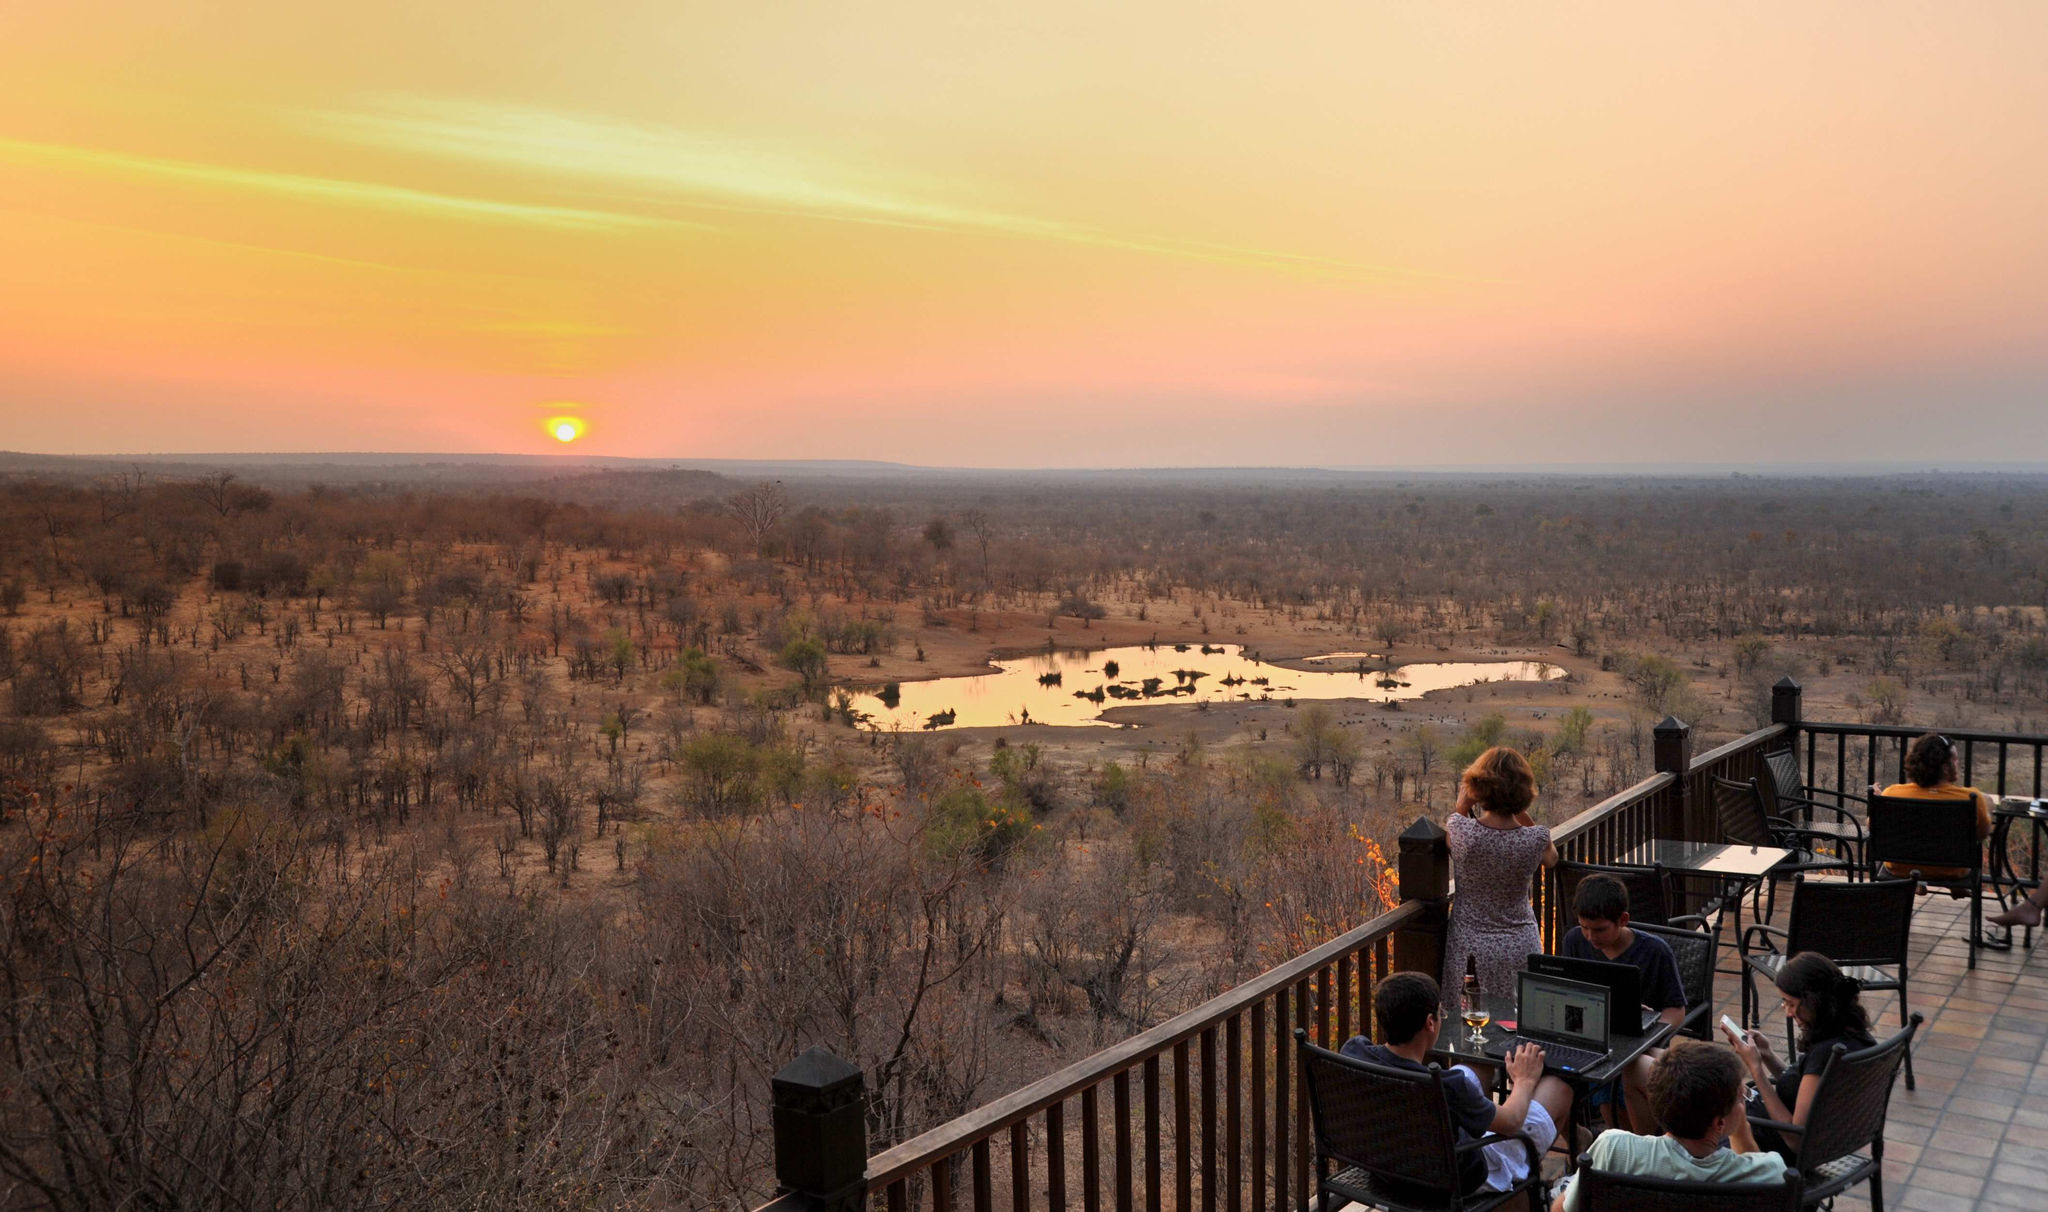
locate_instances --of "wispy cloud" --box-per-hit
[303,98,1440,280]
[0,135,675,232]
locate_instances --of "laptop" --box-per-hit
[1527,952,1645,1036]
[1482,971,1611,1072]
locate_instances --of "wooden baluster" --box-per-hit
[1226,1014,1244,1212]
[1201,1026,1219,1212]
[1272,987,1288,1212]
[1336,954,1353,1044]
[1293,979,1311,1212]
[1145,1055,1163,1212]
[973,1139,993,1212]
[1011,1121,1031,1212]
[1171,1046,1188,1212]
[1082,1086,1102,1212]
[1114,1070,1133,1212]
[1048,1103,1068,1212]
[1251,1000,1267,1212]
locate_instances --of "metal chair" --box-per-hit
[1751,1014,1922,1210]
[1866,793,1984,970]
[1552,859,1710,931]
[1738,875,1919,1088]
[1569,1157,1803,1210]
[1712,775,1858,921]
[1634,920,1719,1041]
[1295,1030,1545,1212]
[1759,747,1869,871]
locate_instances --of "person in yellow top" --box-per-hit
[1877,733,1991,882]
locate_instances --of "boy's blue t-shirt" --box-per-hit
[1560,926,1689,1011]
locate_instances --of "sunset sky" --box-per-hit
[4,2,2046,466]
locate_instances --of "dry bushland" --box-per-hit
[1,467,2045,1208]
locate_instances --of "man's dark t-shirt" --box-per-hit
[1559,926,1688,1012]
[1339,1037,1495,1192]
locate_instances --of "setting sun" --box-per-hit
[546,416,586,444]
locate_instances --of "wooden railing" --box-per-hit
[752,680,2020,1212]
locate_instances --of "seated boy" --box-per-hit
[1552,1038,1787,1211]
[1559,874,1687,1131]
[1341,971,1574,1199]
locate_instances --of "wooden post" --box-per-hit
[771,1047,868,1212]
[1771,677,1802,729]
[1653,715,1693,840]
[1394,816,1449,983]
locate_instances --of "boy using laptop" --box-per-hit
[1560,874,1686,1131]
[1551,1039,1786,1211]
[1341,972,1575,1200]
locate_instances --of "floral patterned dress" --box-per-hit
[1442,812,1552,1001]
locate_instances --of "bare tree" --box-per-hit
[727,481,788,557]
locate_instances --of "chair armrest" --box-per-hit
[1740,923,1788,956]
[1800,785,1869,807]
[1766,821,1854,853]
[1456,1131,1542,1193]
[1782,796,1867,829]
[1748,1115,1804,1137]
[1666,914,1711,932]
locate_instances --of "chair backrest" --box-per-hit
[1572,1160,1803,1211]
[1554,859,1673,927]
[1786,1014,1923,1173]
[1866,794,1981,874]
[1759,748,1808,813]
[1783,876,1916,967]
[1713,776,1774,847]
[1633,921,1716,1016]
[1295,1030,1465,1198]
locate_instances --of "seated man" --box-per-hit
[1341,971,1573,1199]
[1559,874,1687,1132]
[1551,1038,1786,1211]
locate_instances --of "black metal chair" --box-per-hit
[1569,1156,1803,1210]
[1295,1030,1544,1212]
[1634,920,1719,1041]
[1866,792,1984,970]
[1738,875,1919,1088]
[1759,747,1869,872]
[1552,859,1710,931]
[1712,775,1858,921]
[1751,1014,1922,1210]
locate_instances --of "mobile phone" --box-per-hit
[1719,1014,1745,1039]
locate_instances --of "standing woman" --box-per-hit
[1443,746,1558,1001]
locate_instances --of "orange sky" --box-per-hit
[4,2,2046,465]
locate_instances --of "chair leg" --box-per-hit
[1970,881,1981,971]
[1870,1164,1884,1212]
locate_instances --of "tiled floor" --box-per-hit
[1651,888,2048,1210]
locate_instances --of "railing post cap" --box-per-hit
[1772,676,1801,691]
[1399,816,1447,846]
[773,1046,863,1098]
[1653,715,1688,735]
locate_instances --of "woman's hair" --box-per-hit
[1775,951,1872,1052]
[1903,733,1957,788]
[1461,746,1536,814]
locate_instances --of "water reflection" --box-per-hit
[846,644,1561,731]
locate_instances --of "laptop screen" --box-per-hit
[1517,971,1609,1049]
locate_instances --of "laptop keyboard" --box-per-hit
[1482,1036,1606,1071]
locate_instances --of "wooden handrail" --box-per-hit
[864,898,1426,1188]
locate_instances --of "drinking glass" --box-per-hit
[1461,990,1491,1045]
